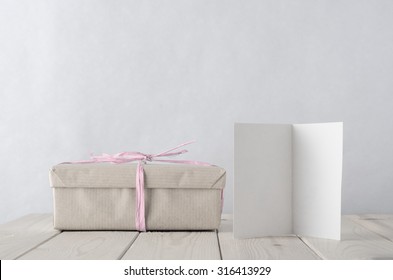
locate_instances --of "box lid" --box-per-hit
[50,163,226,189]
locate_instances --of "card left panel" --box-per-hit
[234,123,293,238]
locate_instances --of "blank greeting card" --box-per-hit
[234,122,343,240]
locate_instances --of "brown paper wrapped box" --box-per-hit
[50,163,226,230]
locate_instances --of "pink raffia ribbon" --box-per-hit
[62,141,212,232]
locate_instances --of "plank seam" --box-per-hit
[118,232,140,260]
[15,231,62,260]
[215,229,223,260]
[297,236,324,260]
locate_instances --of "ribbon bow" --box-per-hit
[63,141,211,231]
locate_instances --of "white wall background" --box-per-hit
[1,0,393,224]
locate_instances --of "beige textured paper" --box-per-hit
[50,163,226,230]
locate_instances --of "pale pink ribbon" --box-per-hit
[62,141,212,231]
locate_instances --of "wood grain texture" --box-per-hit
[4,214,393,260]
[19,231,139,260]
[301,216,393,260]
[122,231,220,260]
[218,216,319,260]
[348,214,393,242]
[0,214,59,260]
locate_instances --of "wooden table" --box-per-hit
[1,214,393,260]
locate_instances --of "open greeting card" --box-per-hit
[234,122,343,240]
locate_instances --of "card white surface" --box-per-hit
[234,122,343,240]
[234,124,293,238]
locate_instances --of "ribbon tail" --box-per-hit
[154,140,196,157]
[135,161,146,231]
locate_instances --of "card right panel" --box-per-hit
[292,122,343,240]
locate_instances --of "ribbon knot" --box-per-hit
[63,141,211,232]
[143,154,153,162]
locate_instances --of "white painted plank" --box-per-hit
[301,216,393,260]
[19,231,139,260]
[122,231,220,260]
[218,216,319,260]
[0,214,59,260]
[349,214,393,242]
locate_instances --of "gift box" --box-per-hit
[50,163,226,231]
